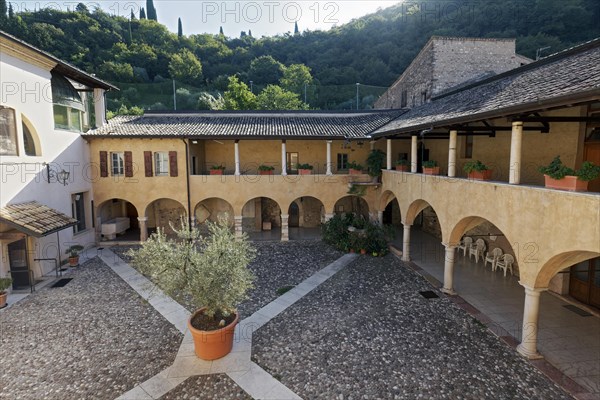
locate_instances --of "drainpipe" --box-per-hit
[181,138,192,230]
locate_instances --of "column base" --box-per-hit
[517,344,544,360]
[401,256,411,262]
[441,287,457,296]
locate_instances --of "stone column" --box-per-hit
[326,141,333,175]
[137,217,148,242]
[402,223,411,261]
[441,244,457,295]
[448,130,458,177]
[509,121,523,184]
[234,216,243,239]
[517,284,546,359]
[93,88,106,128]
[191,216,197,227]
[234,140,241,176]
[281,140,287,176]
[281,213,289,242]
[411,136,418,173]
[377,211,383,225]
[386,139,393,170]
[324,213,334,222]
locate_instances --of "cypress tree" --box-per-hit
[248,30,252,37]
[140,7,146,19]
[177,17,182,37]
[0,0,7,20]
[146,0,157,21]
[219,26,223,35]
[130,9,135,20]
[8,2,13,18]
[294,21,299,34]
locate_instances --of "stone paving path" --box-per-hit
[252,254,574,400]
[102,247,357,399]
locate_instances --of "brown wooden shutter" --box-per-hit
[144,151,153,177]
[124,151,133,177]
[169,151,178,177]
[99,151,108,177]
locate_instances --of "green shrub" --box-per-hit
[422,160,438,168]
[463,160,489,173]
[0,277,12,292]
[321,214,392,255]
[297,163,313,170]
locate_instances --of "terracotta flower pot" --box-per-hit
[422,167,440,175]
[188,308,239,360]
[210,169,224,175]
[349,169,363,175]
[468,169,492,181]
[543,175,588,192]
[0,292,7,309]
[298,169,312,175]
[360,249,367,255]
[68,256,79,267]
[395,165,409,172]
[259,170,274,175]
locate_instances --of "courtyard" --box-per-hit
[0,239,581,400]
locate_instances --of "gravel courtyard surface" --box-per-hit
[252,255,573,400]
[160,374,251,399]
[112,241,343,318]
[0,257,182,400]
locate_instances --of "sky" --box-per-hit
[13,1,403,37]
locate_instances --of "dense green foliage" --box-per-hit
[1,0,598,110]
[539,156,600,181]
[322,214,393,256]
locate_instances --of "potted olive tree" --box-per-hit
[463,160,493,181]
[422,160,440,175]
[366,149,386,182]
[65,245,84,267]
[129,217,255,360]
[0,277,12,308]
[538,156,600,191]
[297,163,314,175]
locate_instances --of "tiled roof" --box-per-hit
[83,110,407,139]
[373,38,600,136]
[0,201,77,237]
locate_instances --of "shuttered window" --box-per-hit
[144,151,153,177]
[169,151,178,177]
[99,151,108,177]
[124,151,133,177]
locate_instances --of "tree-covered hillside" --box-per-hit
[1,0,598,110]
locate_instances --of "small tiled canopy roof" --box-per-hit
[83,110,407,139]
[373,38,600,136]
[0,201,77,237]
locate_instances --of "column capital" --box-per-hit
[326,140,332,144]
[442,242,459,249]
[402,222,412,228]
[137,217,148,222]
[519,282,548,296]
[512,121,523,127]
[280,213,290,219]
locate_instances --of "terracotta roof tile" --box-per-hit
[0,201,77,237]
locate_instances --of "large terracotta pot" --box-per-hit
[259,170,274,175]
[68,256,79,267]
[422,167,440,175]
[0,292,7,309]
[395,165,409,172]
[210,169,224,175]
[543,175,588,192]
[349,169,363,175]
[188,308,239,360]
[298,169,312,175]
[468,169,493,181]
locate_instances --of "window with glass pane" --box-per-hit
[72,192,87,233]
[53,105,69,130]
[22,121,38,156]
[111,152,124,175]
[0,107,18,155]
[573,261,589,281]
[69,108,82,131]
[286,152,298,172]
[154,152,169,176]
[337,153,348,170]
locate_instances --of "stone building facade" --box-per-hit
[374,36,531,109]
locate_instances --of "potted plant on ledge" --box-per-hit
[0,277,12,308]
[367,149,386,182]
[395,159,410,172]
[129,218,255,360]
[348,161,364,175]
[463,160,493,181]
[538,156,600,192]
[258,165,275,175]
[297,163,314,175]
[65,245,84,267]
[422,160,440,175]
[209,165,226,175]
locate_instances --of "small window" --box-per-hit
[154,152,169,176]
[53,105,69,130]
[0,106,18,155]
[22,119,39,156]
[286,152,298,173]
[111,152,124,175]
[69,108,82,131]
[400,90,408,108]
[337,153,348,170]
[72,192,87,234]
[463,135,473,159]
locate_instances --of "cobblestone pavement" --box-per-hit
[159,374,251,399]
[0,258,182,400]
[252,255,573,400]
[112,241,343,318]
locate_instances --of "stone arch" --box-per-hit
[378,190,396,212]
[241,197,282,234]
[288,196,325,228]
[96,198,139,240]
[194,197,234,228]
[145,198,187,235]
[333,195,369,220]
[379,190,401,226]
[404,199,432,226]
[535,251,600,288]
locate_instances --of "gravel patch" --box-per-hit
[160,374,251,399]
[112,241,343,318]
[252,255,573,400]
[0,257,182,400]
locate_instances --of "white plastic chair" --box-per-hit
[496,254,515,277]
[457,236,473,257]
[485,248,503,270]
[469,239,486,263]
